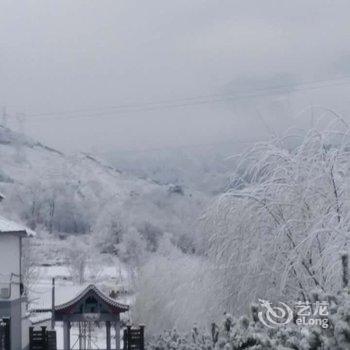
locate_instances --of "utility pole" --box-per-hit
[51,277,55,329]
[2,106,8,127]
[16,112,26,133]
[14,112,26,162]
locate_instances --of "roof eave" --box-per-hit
[54,284,129,314]
[0,229,30,237]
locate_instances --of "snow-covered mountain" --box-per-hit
[0,126,156,202]
[0,125,207,261]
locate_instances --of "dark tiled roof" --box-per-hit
[55,284,129,314]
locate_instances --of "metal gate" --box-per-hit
[0,318,10,350]
[123,326,145,350]
[30,327,57,350]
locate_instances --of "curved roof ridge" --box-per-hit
[55,284,129,312]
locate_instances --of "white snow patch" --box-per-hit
[0,215,35,236]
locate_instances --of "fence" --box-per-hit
[123,325,145,350]
[29,326,57,350]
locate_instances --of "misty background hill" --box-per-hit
[0,125,219,264]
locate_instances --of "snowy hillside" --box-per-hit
[0,125,156,205]
[0,125,208,264]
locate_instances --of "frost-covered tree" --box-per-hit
[133,236,223,334]
[116,227,148,268]
[206,119,350,314]
[64,237,91,284]
[7,168,93,234]
[22,238,39,309]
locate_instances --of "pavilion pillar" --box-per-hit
[79,323,83,350]
[115,315,120,350]
[63,320,71,350]
[106,321,111,350]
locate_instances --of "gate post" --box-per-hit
[106,321,111,350]
[140,325,145,350]
[41,326,47,348]
[123,329,127,350]
[127,325,132,350]
[29,327,33,350]
[115,315,120,350]
[63,320,70,350]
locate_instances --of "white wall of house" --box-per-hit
[22,313,30,350]
[0,215,33,350]
[0,233,20,300]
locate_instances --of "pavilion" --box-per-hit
[53,284,129,350]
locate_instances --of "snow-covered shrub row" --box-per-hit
[148,277,350,349]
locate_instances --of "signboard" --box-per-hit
[0,318,10,350]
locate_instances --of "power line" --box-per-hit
[18,74,350,123]
[107,137,261,155]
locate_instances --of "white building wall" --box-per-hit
[22,314,30,350]
[0,234,20,300]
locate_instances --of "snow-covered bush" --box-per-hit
[133,236,223,335]
[148,257,350,349]
[92,204,127,254]
[91,184,204,264]
[137,221,164,252]
[116,227,148,267]
[64,236,92,284]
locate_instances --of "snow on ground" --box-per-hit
[54,321,124,350]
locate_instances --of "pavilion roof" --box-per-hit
[54,284,129,315]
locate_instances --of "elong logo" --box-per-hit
[257,299,329,329]
[258,299,293,328]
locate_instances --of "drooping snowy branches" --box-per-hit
[206,121,350,313]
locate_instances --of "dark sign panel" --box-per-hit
[0,318,10,350]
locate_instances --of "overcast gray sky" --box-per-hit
[1,0,350,153]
